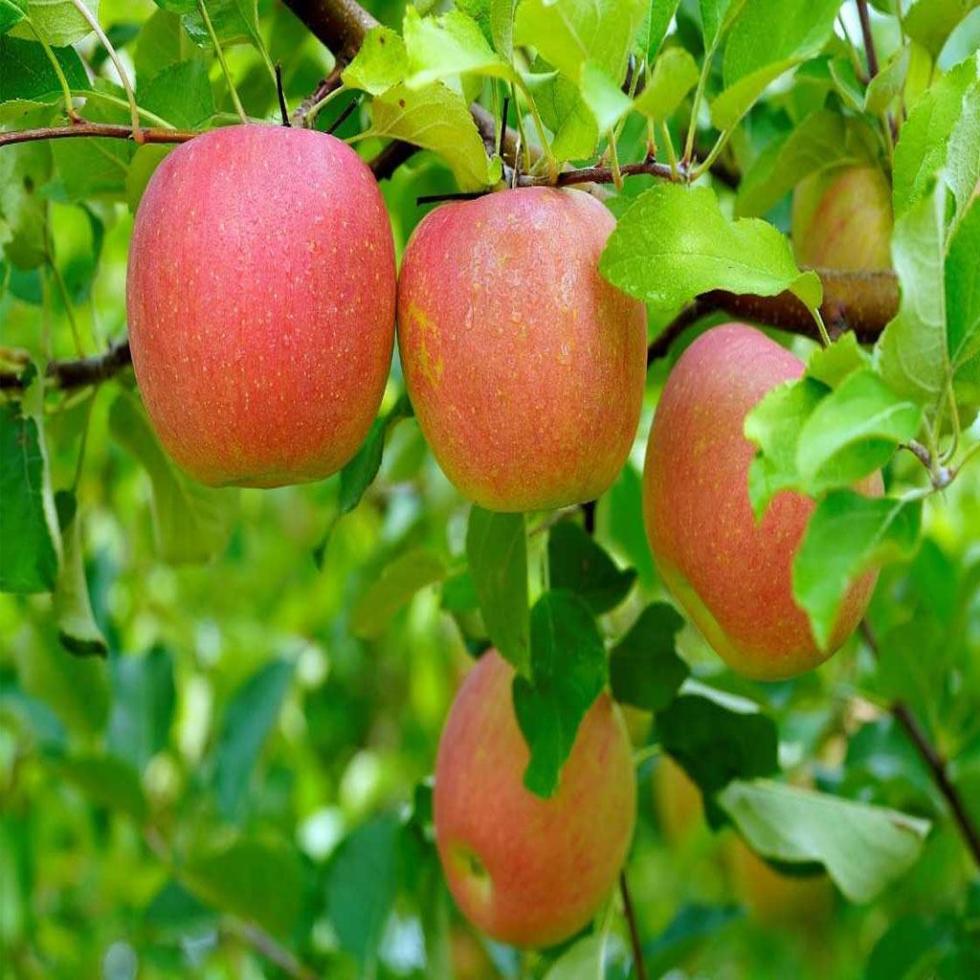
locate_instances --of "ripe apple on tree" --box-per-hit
[643,324,882,680]
[127,124,397,488]
[433,649,636,948]
[792,165,893,271]
[398,186,648,513]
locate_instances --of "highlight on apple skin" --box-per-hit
[433,649,636,948]
[127,124,397,488]
[791,165,893,272]
[643,323,882,681]
[397,186,648,513]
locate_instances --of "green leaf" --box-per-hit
[0,0,25,34]
[734,110,875,218]
[466,507,529,673]
[633,46,699,122]
[657,689,779,822]
[211,659,293,822]
[404,7,514,89]
[644,903,743,977]
[339,394,413,516]
[342,26,408,96]
[134,8,199,79]
[51,498,107,656]
[313,395,414,567]
[125,144,172,212]
[0,35,88,102]
[326,814,401,965]
[744,377,826,520]
[948,196,980,372]
[877,180,951,404]
[528,68,598,160]
[15,622,109,735]
[0,397,60,594]
[579,59,633,132]
[513,590,607,797]
[793,491,922,649]
[49,87,133,201]
[945,73,980,225]
[609,603,688,711]
[58,754,147,822]
[365,82,495,191]
[107,648,176,772]
[605,462,656,586]
[892,51,978,219]
[544,935,607,979]
[547,520,636,614]
[155,0,268,56]
[806,331,872,388]
[515,0,647,82]
[904,0,980,57]
[491,0,517,61]
[795,369,922,489]
[718,779,931,902]
[712,0,840,130]
[9,0,97,47]
[139,59,214,128]
[699,0,745,51]
[0,140,51,268]
[108,392,236,565]
[866,45,911,114]
[351,549,447,639]
[184,836,301,937]
[637,0,681,59]
[600,183,822,315]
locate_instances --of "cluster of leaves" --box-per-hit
[2,0,980,977]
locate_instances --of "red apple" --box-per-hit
[792,165,892,271]
[434,650,636,947]
[643,324,881,680]
[397,187,647,512]
[127,124,396,487]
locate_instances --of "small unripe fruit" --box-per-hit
[397,187,647,512]
[792,166,892,271]
[127,125,396,487]
[434,650,636,947]
[643,324,881,680]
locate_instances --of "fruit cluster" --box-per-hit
[127,124,888,949]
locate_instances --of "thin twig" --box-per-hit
[0,123,196,149]
[291,67,344,125]
[221,920,317,980]
[861,621,980,869]
[856,0,880,79]
[620,872,648,980]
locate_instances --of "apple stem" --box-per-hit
[275,64,292,127]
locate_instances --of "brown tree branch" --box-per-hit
[0,270,900,392]
[0,123,197,149]
[647,269,899,362]
[861,621,980,869]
